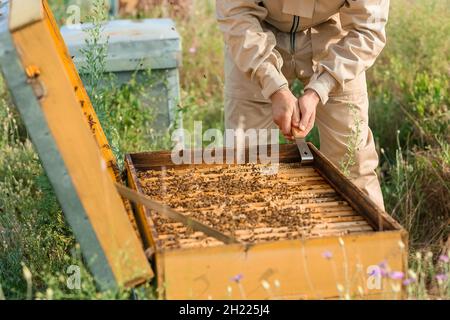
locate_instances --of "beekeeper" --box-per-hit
[216,0,389,210]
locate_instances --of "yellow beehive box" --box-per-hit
[125,145,407,299]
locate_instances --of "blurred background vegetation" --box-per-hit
[0,0,448,299]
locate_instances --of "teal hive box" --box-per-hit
[61,18,182,133]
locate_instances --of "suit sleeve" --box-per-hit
[216,0,288,99]
[306,0,390,104]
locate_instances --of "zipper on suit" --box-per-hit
[289,15,300,67]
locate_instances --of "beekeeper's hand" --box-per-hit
[295,90,320,139]
[270,88,300,140]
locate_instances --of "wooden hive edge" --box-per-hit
[1,0,154,289]
[308,143,405,233]
[125,154,166,291]
[160,230,406,299]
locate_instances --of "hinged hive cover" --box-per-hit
[0,0,153,290]
[61,18,181,72]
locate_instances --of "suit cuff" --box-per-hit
[255,62,289,99]
[305,71,338,105]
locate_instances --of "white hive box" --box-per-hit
[61,18,182,132]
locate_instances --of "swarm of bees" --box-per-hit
[138,163,362,250]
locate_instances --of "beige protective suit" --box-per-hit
[216,0,389,210]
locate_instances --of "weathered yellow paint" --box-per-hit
[41,1,120,182]
[10,0,153,287]
[40,0,141,237]
[161,231,406,299]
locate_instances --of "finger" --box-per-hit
[306,109,316,133]
[299,105,312,132]
[292,127,307,139]
[291,102,300,128]
[280,113,292,136]
[273,117,280,127]
[285,135,295,141]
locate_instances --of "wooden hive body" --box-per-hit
[126,145,408,299]
[0,0,407,299]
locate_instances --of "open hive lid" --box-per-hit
[0,0,153,290]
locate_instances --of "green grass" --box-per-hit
[368,0,450,252]
[0,0,448,299]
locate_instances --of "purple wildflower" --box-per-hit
[436,274,448,282]
[403,278,415,286]
[231,274,243,283]
[369,268,381,277]
[439,255,449,263]
[377,261,389,277]
[322,251,333,260]
[389,271,404,280]
[369,267,388,277]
